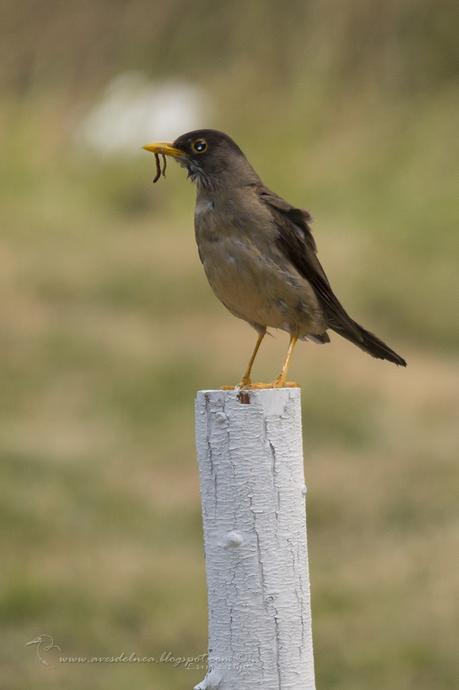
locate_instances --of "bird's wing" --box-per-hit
[257,187,361,338]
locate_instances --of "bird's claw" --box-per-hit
[220,380,299,390]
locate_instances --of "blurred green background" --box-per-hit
[1,1,458,688]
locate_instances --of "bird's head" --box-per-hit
[143,129,259,191]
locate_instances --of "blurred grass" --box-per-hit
[1,2,458,689]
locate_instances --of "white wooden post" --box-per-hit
[194,388,315,690]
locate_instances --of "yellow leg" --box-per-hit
[221,331,265,390]
[274,335,298,387]
[247,335,299,389]
[240,331,266,387]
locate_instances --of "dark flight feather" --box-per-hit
[258,187,406,367]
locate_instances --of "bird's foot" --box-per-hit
[251,380,299,389]
[220,380,299,390]
[273,375,300,388]
[221,376,252,391]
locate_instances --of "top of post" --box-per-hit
[196,387,301,415]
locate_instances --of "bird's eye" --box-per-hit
[192,138,207,154]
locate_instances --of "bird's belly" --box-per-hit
[198,235,326,335]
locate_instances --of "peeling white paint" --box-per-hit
[195,388,316,689]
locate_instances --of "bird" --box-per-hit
[143,129,406,388]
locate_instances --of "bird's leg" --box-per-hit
[221,330,265,390]
[273,335,299,387]
[239,331,266,387]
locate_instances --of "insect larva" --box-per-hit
[153,153,167,184]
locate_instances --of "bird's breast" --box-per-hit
[195,198,215,218]
[194,205,326,335]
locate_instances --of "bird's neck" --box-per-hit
[193,159,261,195]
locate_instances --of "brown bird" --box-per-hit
[143,129,406,388]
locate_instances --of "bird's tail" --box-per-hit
[334,320,407,367]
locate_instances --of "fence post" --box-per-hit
[194,387,315,690]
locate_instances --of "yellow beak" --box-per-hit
[142,142,184,158]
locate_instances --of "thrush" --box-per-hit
[143,129,406,388]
